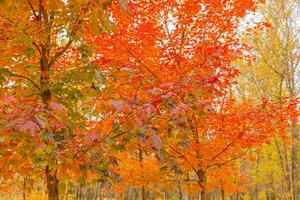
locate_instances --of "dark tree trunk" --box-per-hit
[45,165,59,200]
[38,3,59,199]
[23,177,26,200]
[221,189,225,200]
[198,169,207,200]
[141,186,146,200]
[178,181,183,200]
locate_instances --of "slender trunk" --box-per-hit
[221,189,225,200]
[41,50,59,199]
[178,180,183,200]
[38,2,59,198]
[46,165,59,200]
[138,148,146,200]
[197,170,207,200]
[23,177,26,200]
[201,190,207,200]
[141,186,146,200]
[283,140,293,199]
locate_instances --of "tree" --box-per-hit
[87,0,296,199]
[0,0,298,199]
[237,0,300,198]
[0,1,115,199]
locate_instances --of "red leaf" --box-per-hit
[18,121,39,135]
[49,102,65,113]
[150,129,163,150]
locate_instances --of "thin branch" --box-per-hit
[204,131,247,171]
[127,50,159,79]
[32,41,41,55]
[205,140,236,169]
[9,72,41,90]
[48,40,72,67]
[168,145,198,175]
[27,0,39,20]
[206,148,250,169]
[48,5,87,67]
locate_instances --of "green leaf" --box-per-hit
[18,35,32,46]
[112,124,120,132]
[58,182,66,193]
[24,48,35,56]
[112,143,125,151]
[0,68,12,76]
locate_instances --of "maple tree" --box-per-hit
[0,0,119,199]
[86,0,298,199]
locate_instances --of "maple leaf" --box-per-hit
[18,120,39,135]
[149,129,163,150]
[49,102,65,114]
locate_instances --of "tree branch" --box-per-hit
[27,0,39,20]
[9,71,41,90]
[48,40,72,67]
[47,5,87,67]
[127,50,159,79]
[168,145,198,175]
[206,148,250,169]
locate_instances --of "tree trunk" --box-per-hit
[201,190,207,200]
[23,177,26,200]
[138,148,146,200]
[221,189,225,200]
[45,165,59,200]
[141,186,146,200]
[178,180,183,200]
[38,3,59,198]
[198,170,207,200]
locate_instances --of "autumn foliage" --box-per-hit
[0,0,298,199]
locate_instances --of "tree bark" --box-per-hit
[141,186,146,200]
[45,165,59,200]
[221,189,225,200]
[198,169,207,200]
[138,148,146,200]
[41,47,59,199]
[23,177,26,200]
[37,2,60,199]
[178,180,183,200]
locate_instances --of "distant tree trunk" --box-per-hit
[197,170,207,200]
[23,177,26,200]
[221,189,225,200]
[141,186,146,200]
[178,180,183,200]
[138,148,146,200]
